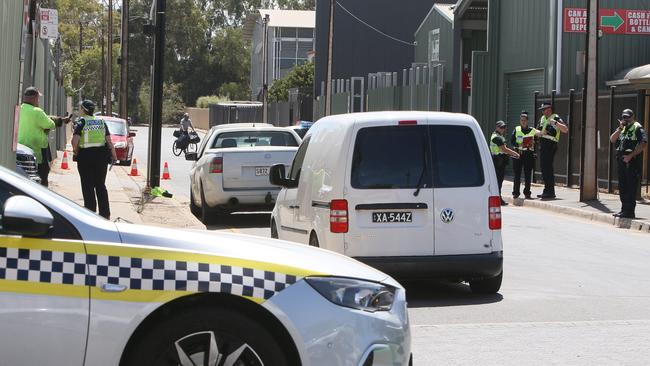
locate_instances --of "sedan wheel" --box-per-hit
[189,187,200,217]
[122,307,288,366]
[200,186,216,225]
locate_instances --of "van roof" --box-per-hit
[309,111,478,136]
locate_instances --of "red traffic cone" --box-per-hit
[162,162,171,180]
[129,159,139,176]
[60,151,70,170]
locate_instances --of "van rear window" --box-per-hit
[350,125,484,189]
[429,125,484,187]
[351,126,430,189]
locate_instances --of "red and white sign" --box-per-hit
[39,8,59,39]
[563,8,650,35]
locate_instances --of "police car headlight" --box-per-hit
[114,141,127,149]
[305,277,396,312]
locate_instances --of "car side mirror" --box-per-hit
[185,152,198,161]
[2,196,53,237]
[269,164,293,187]
[128,131,136,137]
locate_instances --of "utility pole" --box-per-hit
[107,0,114,116]
[580,0,599,201]
[262,14,269,124]
[119,0,129,119]
[101,25,106,113]
[147,0,166,188]
[325,0,335,116]
[78,21,83,104]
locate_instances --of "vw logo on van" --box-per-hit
[440,208,454,223]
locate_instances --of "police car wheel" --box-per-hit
[469,271,503,294]
[123,307,287,366]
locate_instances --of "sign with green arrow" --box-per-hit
[564,8,650,35]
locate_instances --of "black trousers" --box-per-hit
[77,148,110,219]
[492,154,508,196]
[513,151,535,197]
[539,139,558,195]
[617,157,641,215]
[37,162,50,187]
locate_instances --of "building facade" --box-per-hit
[244,9,315,101]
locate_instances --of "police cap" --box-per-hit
[80,100,96,114]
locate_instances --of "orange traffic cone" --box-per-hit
[60,151,70,170]
[129,159,139,176]
[162,162,171,180]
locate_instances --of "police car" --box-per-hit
[0,166,411,366]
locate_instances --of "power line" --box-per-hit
[335,1,416,47]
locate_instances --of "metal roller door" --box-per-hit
[505,70,545,128]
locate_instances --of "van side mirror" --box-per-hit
[2,196,53,237]
[185,152,198,161]
[128,131,136,137]
[269,164,291,187]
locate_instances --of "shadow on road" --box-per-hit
[402,279,503,308]
[205,212,271,230]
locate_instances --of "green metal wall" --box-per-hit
[562,0,650,91]
[0,0,23,169]
[414,7,454,83]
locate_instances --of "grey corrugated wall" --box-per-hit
[0,0,23,169]
[414,7,454,84]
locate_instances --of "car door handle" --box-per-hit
[101,283,128,293]
[289,205,300,209]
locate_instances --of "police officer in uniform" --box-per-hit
[536,102,568,199]
[511,111,538,199]
[490,120,520,205]
[609,109,647,219]
[71,100,117,219]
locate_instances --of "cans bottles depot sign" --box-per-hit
[564,8,650,35]
[39,8,59,40]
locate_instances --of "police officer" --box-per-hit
[609,109,647,219]
[71,100,117,219]
[490,121,520,205]
[511,111,538,199]
[536,102,568,199]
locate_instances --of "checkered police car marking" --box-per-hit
[0,246,299,301]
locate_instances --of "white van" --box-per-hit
[269,111,504,293]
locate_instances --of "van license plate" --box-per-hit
[255,167,270,176]
[372,212,413,223]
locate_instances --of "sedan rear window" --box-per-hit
[212,131,299,148]
[104,120,127,135]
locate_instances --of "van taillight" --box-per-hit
[488,196,502,230]
[210,157,223,173]
[330,199,348,233]
[399,120,417,125]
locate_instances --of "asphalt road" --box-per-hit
[196,203,650,365]
[130,126,205,205]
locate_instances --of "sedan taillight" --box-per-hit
[210,157,223,173]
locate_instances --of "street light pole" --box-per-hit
[107,0,113,116]
[262,14,269,124]
[580,0,599,201]
[119,0,129,120]
[147,0,166,189]
[325,0,335,116]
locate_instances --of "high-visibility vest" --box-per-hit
[79,117,107,148]
[490,132,505,155]
[617,121,643,152]
[514,126,536,150]
[539,114,561,142]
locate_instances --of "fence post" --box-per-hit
[607,86,616,193]
[579,88,587,189]
[409,67,414,110]
[567,89,575,187]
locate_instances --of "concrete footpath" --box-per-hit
[501,180,650,233]
[49,150,204,230]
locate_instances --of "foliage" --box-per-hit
[138,82,186,124]
[218,82,250,100]
[196,95,230,108]
[268,61,314,102]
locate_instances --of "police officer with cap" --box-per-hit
[536,102,568,199]
[609,109,647,219]
[71,100,117,219]
[490,120,520,205]
[511,111,538,199]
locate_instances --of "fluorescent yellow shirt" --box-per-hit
[18,103,55,163]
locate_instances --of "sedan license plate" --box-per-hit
[372,211,413,223]
[255,167,270,176]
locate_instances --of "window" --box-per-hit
[212,131,299,149]
[429,125,484,187]
[297,28,313,38]
[289,136,311,182]
[351,126,431,189]
[280,41,297,58]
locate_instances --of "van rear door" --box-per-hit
[429,124,493,255]
[345,123,434,257]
